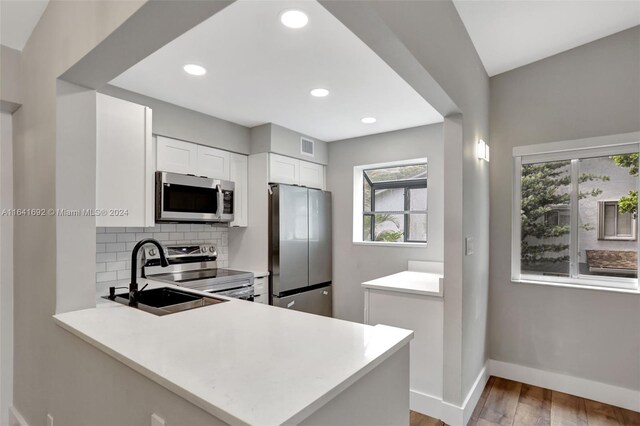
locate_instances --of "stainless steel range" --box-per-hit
[143,244,254,301]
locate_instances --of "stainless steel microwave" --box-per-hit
[155,171,234,223]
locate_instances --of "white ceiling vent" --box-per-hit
[300,137,315,157]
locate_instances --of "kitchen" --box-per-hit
[2,0,639,425]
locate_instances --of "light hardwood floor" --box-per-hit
[409,376,640,426]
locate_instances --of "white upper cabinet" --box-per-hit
[157,136,231,180]
[299,161,324,190]
[229,153,248,227]
[197,145,230,180]
[269,153,325,189]
[96,94,154,227]
[269,153,299,185]
[156,136,197,175]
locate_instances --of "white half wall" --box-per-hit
[327,124,443,323]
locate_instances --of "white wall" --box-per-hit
[250,122,329,165]
[489,26,640,391]
[327,124,443,322]
[0,111,14,426]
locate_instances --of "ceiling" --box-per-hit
[110,0,443,142]
[0,0,49,51]
[453,0,640,77]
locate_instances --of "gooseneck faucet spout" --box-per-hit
[129,238,169,305]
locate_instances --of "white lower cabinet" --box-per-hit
[96,94,154,227]
[253,275,268,304]
[268,153,325,189]
[229,153,248,227]
[363,286,443,415]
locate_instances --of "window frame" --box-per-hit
[353,158,428,246]
[511,136,640,292]
[597,200,637,241]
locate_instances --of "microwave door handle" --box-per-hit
[216,184,223,219]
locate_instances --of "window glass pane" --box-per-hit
[373,213,404,242]
[520,160,571,277]
[374,188,404,212]
[408,214,427,242]
[365,164,427,183]
[617,211,633,236]
[364,179,371,211]
[363,215,373,241]
[409,188,427,211]
[579,154,637,278]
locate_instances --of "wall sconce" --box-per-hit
[477,139,490,162]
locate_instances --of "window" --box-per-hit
[598,201,637,240]
[354,159,427,245]
[513,141,639,291]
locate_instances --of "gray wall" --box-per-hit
[100,85,251,155]
[0,45,21,111]
[489,26,640,391]
[328,124,443,322]
[250,122,329,165]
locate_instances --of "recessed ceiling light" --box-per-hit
[183,64,206,76]
[280,10,308,29]
[361,117,377,124]
[310,88,329,97]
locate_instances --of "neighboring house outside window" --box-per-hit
[353,159,427,245]
[598,200,637,241]
[512,140,639,291]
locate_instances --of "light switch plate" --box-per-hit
[151,414,166,426]
[465,237,475,256]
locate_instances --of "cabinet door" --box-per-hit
[299,160,325,189]
[197,145,230,179]
[156,136,197,175]
[96,94,153,227]
[269,153,299,185]
[229,153,248,227]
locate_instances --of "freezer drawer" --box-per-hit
[272,285,332,317]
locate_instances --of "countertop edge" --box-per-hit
[53,315,248,426]
[281,327,414,425]
[362,282,443,298]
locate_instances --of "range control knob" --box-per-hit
[201,247,208,254]
[209,246,215,253]
[149,248,157,256]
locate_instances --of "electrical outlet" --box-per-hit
[47,414,54,426]
[151,413,166,426]
[465,237,475,256]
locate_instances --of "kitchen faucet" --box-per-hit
[128,238,169,305]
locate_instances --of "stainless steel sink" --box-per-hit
[105,287,227,316]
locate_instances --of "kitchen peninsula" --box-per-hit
[54,280,413,425]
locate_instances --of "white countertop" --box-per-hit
[362,271,443,297]
[55,280,413,425]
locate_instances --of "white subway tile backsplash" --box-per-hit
[97,271,117,282]
[96,225,229,299]
[161,224,176,232]
[97,252,117,262]
[117,233,136,242]
[96,233,116,243]
[106,242,126,252]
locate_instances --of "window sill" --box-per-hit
[512,278,640,295]
[353,241,428,248]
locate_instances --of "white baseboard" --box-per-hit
[489,359,640,413]
[411,364,489,426]
[9,406,29,426]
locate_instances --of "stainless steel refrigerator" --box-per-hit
[269,184,332,317]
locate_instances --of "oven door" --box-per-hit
[156,172,234,223]
[211,285,254,301]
